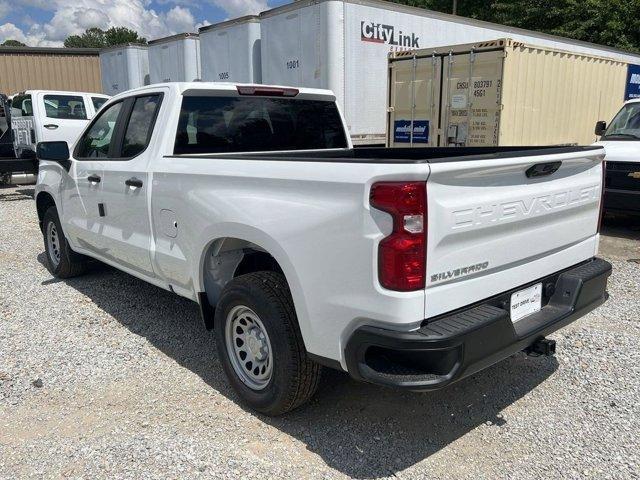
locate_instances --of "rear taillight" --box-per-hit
[370,181,427,291]
[598,160,606,233]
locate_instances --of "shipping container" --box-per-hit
[200,16,262,83]
[99,44,149,95]
[260,0,640,145]
[149,33,201,84]
[0,46,101,94]
[387,38,628,147]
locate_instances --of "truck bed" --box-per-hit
[170,145,602,163]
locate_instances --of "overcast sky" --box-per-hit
[0,0,290,46]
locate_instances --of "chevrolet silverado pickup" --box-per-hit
[34,82,611,415]
[595,99,640,216]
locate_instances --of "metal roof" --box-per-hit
[0,46,99,55]
[148,33,199,45]
[199,15,260,33]
[389,38,629,64]
[99,43,148,53]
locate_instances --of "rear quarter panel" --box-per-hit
[149,155,430,364]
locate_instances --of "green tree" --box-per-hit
[390,0,640,53]
[1,39,27,47]
[64,27,147,48]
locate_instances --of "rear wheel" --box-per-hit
[42,206,88,278]
[214,271,322,415]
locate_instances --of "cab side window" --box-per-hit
[75,102,123,159]
[43,95,87,120]
[11,95,32,117]
[121,95,161,158]
[91,97,108,111]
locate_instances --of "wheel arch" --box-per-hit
[35,190,57,231]
[195,228,305,332]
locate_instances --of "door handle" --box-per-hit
[44,124,59,130]
[87,174,101,183]
[125,177,143,188]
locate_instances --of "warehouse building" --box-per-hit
[0,46,102,94]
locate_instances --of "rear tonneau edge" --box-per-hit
[163,145,605,164]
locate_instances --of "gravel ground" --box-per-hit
[0,184,638,479]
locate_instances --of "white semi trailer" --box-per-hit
[99,44,149,95]
[200,16,262,84]
[260,0,640,145]
[148,33,201,84]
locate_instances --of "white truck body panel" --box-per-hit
[260,0,640,143]
[99,45,150,95]
[596,140,640,163]
[35,82,605,368]
[200,17,262,84]
[149,35,201,84]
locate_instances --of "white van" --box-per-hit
[11,90,110,158]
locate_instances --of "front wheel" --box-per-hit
[42,206,88,278]
[214,271,321,415]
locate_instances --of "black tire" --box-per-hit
[214,271,322,415]
[42,206,89,278]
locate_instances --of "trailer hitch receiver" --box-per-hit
[525,338,556,357]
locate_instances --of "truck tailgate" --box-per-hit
[425,148,604,318]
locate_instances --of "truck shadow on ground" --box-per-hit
[37,254,559,478]
[0,186,34,202]
[601,214,640,240]
[599,215,640,262]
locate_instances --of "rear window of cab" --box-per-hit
[10,95,32,117]
[174,96,348,154]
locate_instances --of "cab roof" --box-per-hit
[15,90,109,97]
[108,82,338,103]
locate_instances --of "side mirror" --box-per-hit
[36,141,70,169]
[594,120,607,136]
[37,141,69,161]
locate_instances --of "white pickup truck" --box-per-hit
[11,90,110,159]
[595,99,640,216]
[35,82,612,415]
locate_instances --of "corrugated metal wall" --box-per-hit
[388,39,629,147]
[0,49,102,95]
[500,45,627,145]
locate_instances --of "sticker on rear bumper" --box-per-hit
[510,283,542,323]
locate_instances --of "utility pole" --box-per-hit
[452,0,457,15]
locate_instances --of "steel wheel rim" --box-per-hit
[46,221,61,267]
[224,305,273,391]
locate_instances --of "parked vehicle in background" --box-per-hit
[0,94,19,183]
[11,90,109,159]
[35,82,611,415]
[0,94,12,157]
[595,99,640,216]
